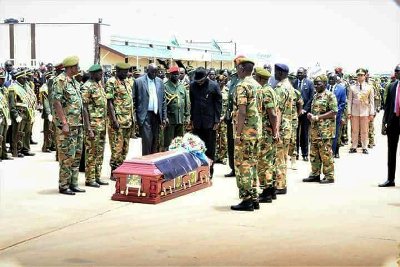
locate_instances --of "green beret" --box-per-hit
[116,62,130,70]
[314,74,328,83]
[254,67,271,79]
[237,58,255,65]
[62,56,79,67]
[356,68,366,75]
[88,64,102,73]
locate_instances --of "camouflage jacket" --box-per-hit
[164,80,189,124]
[0,86,10,126]
[105,77,133,128]
[221,85,229,119]
[310,90,338,140]
[233,76,261,141]
[291,88,302,124]
[274,78,294,140]
[81,79,107,131]
[257,84,277,139]
[53,72,83,127]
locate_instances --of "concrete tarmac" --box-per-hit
[0,113,399,266]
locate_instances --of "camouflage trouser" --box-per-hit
[257,137,276,188]
[310,139,334,179]
[274,138,290,190]
[108,126,131,170]
[0,114,7,158]
[368,120,375,146]
[164,123,184,150]
[56,126,83,190]
[85,129,106,183]
[42,119,55,151]
[234,139,258,200]
[288,120,298,157]
[215,122,227,162]
[53,122,59,161]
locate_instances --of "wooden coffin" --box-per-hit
[111,151,212,204]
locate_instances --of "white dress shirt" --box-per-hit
[147,76,158,114]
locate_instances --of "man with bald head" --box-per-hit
[134,63,167,155]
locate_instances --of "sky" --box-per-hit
[0,0,399,74]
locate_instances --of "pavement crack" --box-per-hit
[0,203,130,252]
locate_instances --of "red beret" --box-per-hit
[335,67,343,73]
[168,66,179,73]
[234,55,245,65]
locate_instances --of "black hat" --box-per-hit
[193,67,207,82]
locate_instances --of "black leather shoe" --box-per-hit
[231,199,254,211]
[362,149,368,154]
[258,189,272,203]
[85,181,100,188]
[302,156,309,161]
[22,151,35,156]
[59,188,75,195]
[296,155,299,160]
[303,175,321,182]
[271,187,277,200]
[378,180,395,187]
[320,178,334,184]
[276,188,287,195]
[1,155,14,160]
[253,200,260,210]
[30,140,38,145]
[42,149,51,153]
[334,153,340,158]
[49,146,56,151]
[69,186,86,193]
[96,179,109,185]
[224,171,235,177]
[349,148,357,153]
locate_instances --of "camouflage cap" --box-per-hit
[314,74,328,83]
[62,56,79,68]
[88,64,102,73]
[254,67,271,79]
[115,62,130,70]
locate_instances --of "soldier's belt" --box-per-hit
[16,103,28,108]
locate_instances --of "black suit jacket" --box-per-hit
[383,80,399,130]
[293,78,315,112]
[189,79,222,129]
[134,75,167,125]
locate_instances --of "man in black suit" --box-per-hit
[292,67,315,161]
[134,64,167,155]
[190,67,222,177]
[379,64,400,187]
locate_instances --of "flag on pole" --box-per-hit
[211,39,221,51]
[171,36,180,47]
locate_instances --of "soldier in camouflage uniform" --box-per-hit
[303,74,338,184]
[39,71,54,152]
[272,63,293,195]
[106,62,134,180]
[0,71,12,161]
[8,71,34,157]
[288,87,303,170]
[53,56,85,195]
[335,68,350,146]
[215,74,229,163]
[253,67,279,203]
[231,58,261,212]
[163,66,189,149]
[81,64,109,187]
[366,71,382,148]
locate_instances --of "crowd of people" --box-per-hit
[0,57,399,209]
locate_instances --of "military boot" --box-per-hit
[258,189,272,203]
[230,198,254,211]
[302,174,321,182]
[271,186,277,200]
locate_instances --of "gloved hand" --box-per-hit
[48,114,53,122]
[16,116,22,123]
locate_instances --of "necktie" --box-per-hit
[359,84,362,91]
[395,82,400,117]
